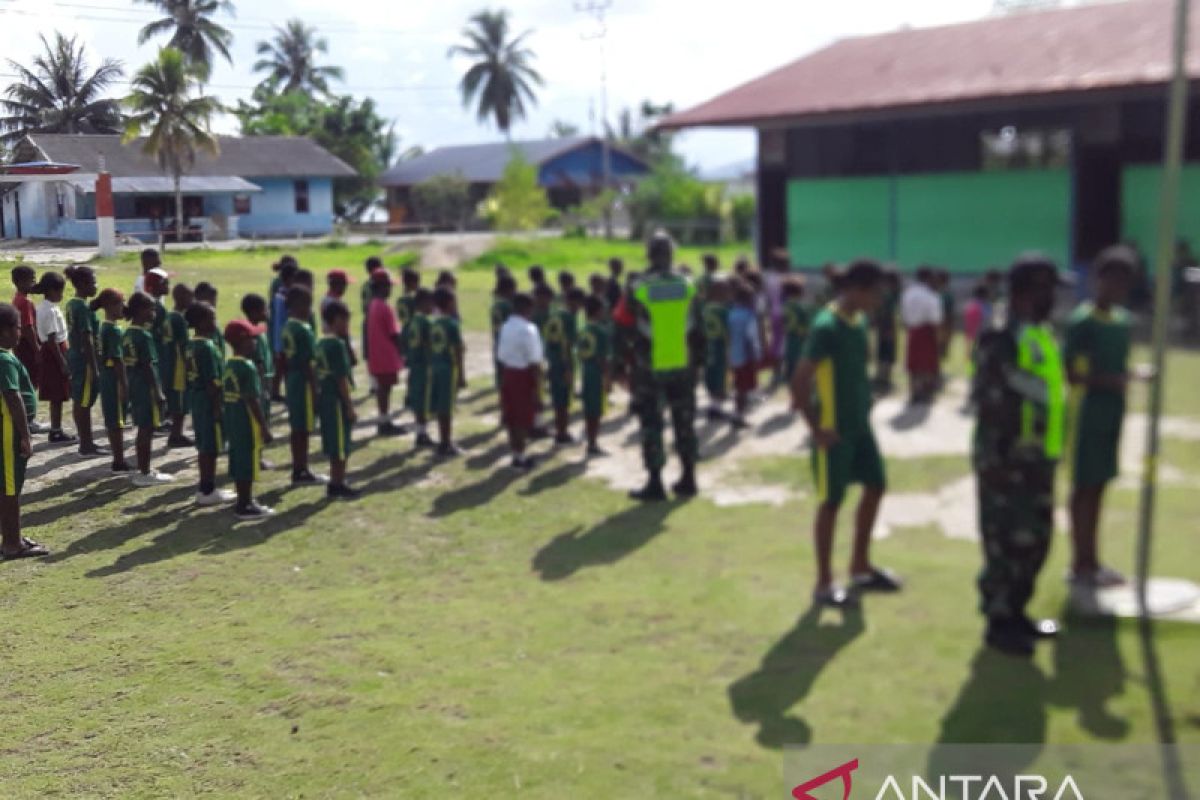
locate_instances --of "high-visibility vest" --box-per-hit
[633,273,696,373]
[1016,323,1066,459]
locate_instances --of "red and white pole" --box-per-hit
[96,171,115,257]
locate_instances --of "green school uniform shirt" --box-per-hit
[702,301,729,363]
[65,297,99,362]
[2,349,36,419]
[396,293,416,329]
[99,320,123,367]
[578,321,610,374]
[403,313,432,369]
[187,337,225,395]
[121,324,158,399]
[222,356,262,442]
[281,318,316,375]
[253,331,275,379]
[784,300,811,360]
[490,297,513,339]
[429,315,463,371]
[1063,302,1131,396]
[801,306,873,436]
[543,308,578,367]
[359,280,373,315]
[150,302,168,357]
[315,335,352,400]
[161,308,189,393]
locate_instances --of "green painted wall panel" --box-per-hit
[895,170,1071,273]
[786,177,892,266]
[1121,164,1200,261]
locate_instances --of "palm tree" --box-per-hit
[448,9,542,138]
[253,19,345,95]
[135,0,235,80]
[0,33,124,145]
[123,49,222,245]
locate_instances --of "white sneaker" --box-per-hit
[195,488,235,506]
[235,502,275,521]
[132,470,174,487]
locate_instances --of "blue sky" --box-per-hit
[1,0,1082,170]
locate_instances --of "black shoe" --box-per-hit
[672,471,698,498]
[436,443,463,458]
[730,416,750,430]
[326,483,361,500]
[111,461,134,473]
[554,433,576,446]
[850,567,903,593]
[167,434,194,448]
[529,426,551,441]
[291,469,329,485]
[414,432,436,449]
[270,394,286,403]
[78,445,110,457]
[1018,615,1060,639]
[813,585,859,609]
[586,445,608,458]
[377,421,408,436]
[706,407,726,422]
[511,455,535,471]
[48,429,77,444]
[629,477,668,502]
[235,501,275,521]
[985,619,1035,658]
[155,423,172,435]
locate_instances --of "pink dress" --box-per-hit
[963,300,984,342]
[366,298,403,378]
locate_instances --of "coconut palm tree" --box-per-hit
[448,9,542,138]
[0,33,124,145]
[135,0,235,80]
[123,48,222,244]
[253,19,345,95]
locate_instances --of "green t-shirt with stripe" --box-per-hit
[800,305,872,436]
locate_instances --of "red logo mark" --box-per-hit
[792,758,860,800]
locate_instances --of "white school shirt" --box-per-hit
[35,299,67,346]
[496,316,544,369]
[900,283,943,328]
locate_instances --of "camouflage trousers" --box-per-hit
[976,459,1056,621]
[632,368,698,473]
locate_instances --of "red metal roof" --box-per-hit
[661,0,1194,129]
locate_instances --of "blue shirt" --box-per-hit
[270,291,288,353]
[727,305,760,369]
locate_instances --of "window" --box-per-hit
[294,180,310,214]
[233,194,252,215]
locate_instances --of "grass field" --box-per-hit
[0,239,1198,797]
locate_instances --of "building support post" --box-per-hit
[96,172,116,258]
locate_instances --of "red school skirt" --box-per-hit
[905,324,940,375]
[500,366,540,430]
[38,341,70,402]
[15,338,40,389]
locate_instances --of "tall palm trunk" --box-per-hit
[173,171,184,246]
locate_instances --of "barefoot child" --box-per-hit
[64,265,106,455]
[33,271,74,444]
[404,289,435,449]
[429,287,465,457]
[223,320,275,520]
[366,270,405,436]
[92,289,132,472]
[0,304,45,559]
[162,282,195,447]
[123,291,173,486]
[317,299,360,499]
[578,295,611,457]
[791,259,900,608]
[186,303,233,506]
[281,285,324,485]
[497,292,543,470]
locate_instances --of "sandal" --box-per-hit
[850,567,904,592]
[3,542,49,560]
[813,585,859,609]
[48,430,77,444]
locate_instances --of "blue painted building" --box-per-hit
[1,134,354,243]
[379,137,649,228]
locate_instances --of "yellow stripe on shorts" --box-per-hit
[815,359,835,430]
[1,401,14,497]
[336,404,346,459]
[251,416,263,482]
[306,387,314,431]
[816,448,828,503]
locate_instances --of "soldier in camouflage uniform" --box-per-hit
[971,254,1066,657]
[614,232,701,501]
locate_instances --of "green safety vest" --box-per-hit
[1016,324,1066,459]
[633,273,696,373]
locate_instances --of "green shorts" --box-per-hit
[0,412,28,497]
[163,386,188,417]
[130,386,161,430]
[547,362,572,412]
[429,365,457,417]
[319,397,352,461]
[704,354,728,398]
[227,417,262,483]
[99,369,125,430]
[69,362,99,408]
[285,372,315,432]
[405,365,430,416]
[581,368,606,420]
[1069,394,1124,489]
[260,390,272,424]
[812,427,886,507]
[191,398,225,455]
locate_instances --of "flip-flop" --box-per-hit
[3,542,49,560]
[813,585,859,609]
[851,567,904,592]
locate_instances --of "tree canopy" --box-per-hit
[253,19,345,96]
[448,9,542,137]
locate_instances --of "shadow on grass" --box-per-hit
[756,411,795,437]
[531,499,683,581]
[889,402,932,431]
[519,459,587,497]
[727,605,864,748]
[1050,609,1129,739]
[428,467,525,518]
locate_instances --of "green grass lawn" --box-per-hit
[0,240,1197,797]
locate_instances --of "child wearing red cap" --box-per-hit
[93,289,132,472]
[367,269,405,436]
[223,319,274,520]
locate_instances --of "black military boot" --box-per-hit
[984,617,1034,658]
[672,463,698,498]
[630,471,668,502]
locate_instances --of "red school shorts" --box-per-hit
[500,366,540,430]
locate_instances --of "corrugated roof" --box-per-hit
[380,137,598,186]
[19,134,356,178]
[661,0,1194,129]
[70,176,263,194]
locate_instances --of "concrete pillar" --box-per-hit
[96,172,115,257]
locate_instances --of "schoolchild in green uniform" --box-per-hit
[184,303,231,506]
[162,282,195,448]
[142,270,170,431]
[223,320,275,521]
[403,288,436,449]
[578,295,611,457]
[193,282,222,353]
[539,284,582,444]
[781,277,810,384]
[241,293,274,423]
[396,267,421,330]
[64,265,105,455]
[490,273,517,389]
[791,260,901,608]
[123,291,173,486]
[92,289,132,473]
[1065,246,1141,587]
[0,304,44,559]
[429,288,465,458]
[317,300,360,499]
[701,277,731,419]
[281,286,325,485]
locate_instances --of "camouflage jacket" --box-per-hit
[971,321,1054,474]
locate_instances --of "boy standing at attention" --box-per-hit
[497,293,543,470]
[395,268,421,330]
[64,265,105,455]
[93,289,131,472]
[162,282,195,448]
[429,287,465,457]
[123,291,173,486]
[224,320,275,520]
[281,286,325,485]
[578,295,611,457]
[316,299,360,498]
[791,259,901,608]
[366,269,406,436]
[241,294,274,432]
[781,277,810,384]
[0,303,45,559]
[1065,246,1140,587]
[185,302,232,506]
[404,289,436,449]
